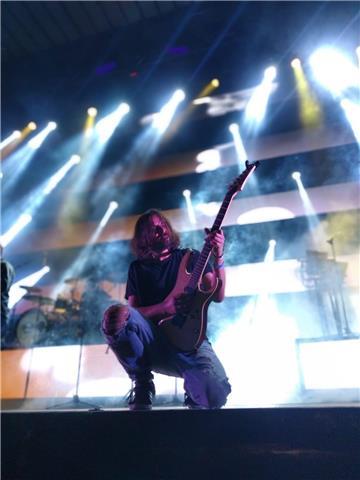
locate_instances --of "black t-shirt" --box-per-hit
[125,248,213,307]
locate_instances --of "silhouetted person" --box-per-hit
[1,246,15,348]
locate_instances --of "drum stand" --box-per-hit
[49,323,102,411]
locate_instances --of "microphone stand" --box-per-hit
[49,320,102,411]
[327,238,351,336]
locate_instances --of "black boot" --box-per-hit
[128,380,155,411]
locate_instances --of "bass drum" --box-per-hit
[16,309,48,348]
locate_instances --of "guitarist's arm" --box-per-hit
[202,228,226,303]
[128,294,177,321]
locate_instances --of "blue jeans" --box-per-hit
[102,306,231,409]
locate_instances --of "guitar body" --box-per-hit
[158,250,220,352]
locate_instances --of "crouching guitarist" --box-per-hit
[102,208,231,411]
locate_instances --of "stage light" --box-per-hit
[340,98,360,143]
[229,123,247,164]
[292,169,325,244]
[244,65,278,130]
[43,155,81,195]
[28,122,37,130]
[182,189,196,224]
[0,213,32,248]
[83,108,98,142]
[55,201,120,293]
[3,154,82,251]
[291,57,322,128]
[8,265,50,308]
[99,200,119,228]
[28,122,57,149]
[173,89,185,102]
[0,130,21,149]
[192,96,211,106]
[153,90,185,133]
[87,107,98,117]
[264,238,276,263]
[193,80,217,102]
[195,149,221,173]
[264,66,277,82]
[291,58,301,69]
[309,47,359,96]
[96,102,130,143]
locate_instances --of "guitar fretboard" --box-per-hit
[186,161,259,292]
[186,191,234,292]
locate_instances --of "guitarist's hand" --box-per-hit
[205,228,225,258]
[174,293,193,315]
[162,293,192,316]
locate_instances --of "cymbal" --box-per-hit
[23,294,54,305]
[19,285,42,293]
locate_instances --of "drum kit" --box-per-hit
[13,277,94,348]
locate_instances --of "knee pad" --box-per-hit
[102,304,130,336]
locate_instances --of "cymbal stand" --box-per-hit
[327,238,351,336]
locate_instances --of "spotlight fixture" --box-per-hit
[264,66,277,82]
[269,239,277,247]
[70,154,81,165]
[174,89,186,102]
[211,78,220,88]
[0,213,32,248]
[99,201,119,228]
[291,58,301,69]
[292,171,301,181]
[229,123,239,133]
[309,47,359,96]
[95,102,130,143]
[43,155,81,195]
[87,107,98,117]
[28,122,37,130]
[182,189,191,198]
[28,122,57,149]
[0,130,22,149]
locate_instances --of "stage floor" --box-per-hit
[2,405,360,480]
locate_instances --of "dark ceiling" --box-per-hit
[1,2,359,136]
[1,1,183,58]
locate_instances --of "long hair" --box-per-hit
[131,209,180,259]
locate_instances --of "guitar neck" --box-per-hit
[187,192,234,292]
[186,161,259,292]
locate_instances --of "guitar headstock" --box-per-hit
[228,160,260,195]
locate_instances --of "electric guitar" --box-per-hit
[158,160,260,351]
